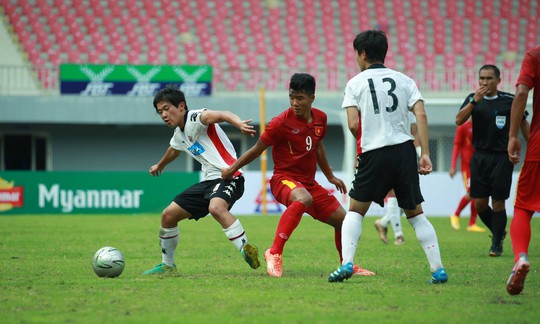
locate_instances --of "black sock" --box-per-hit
[477,207,493,232]
[491,210,508,244]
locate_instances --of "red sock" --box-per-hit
[335,229,343,263]
[510,207,534,262]
[454,196,470,216]
[468,201,477,226]
[270,201,307,255]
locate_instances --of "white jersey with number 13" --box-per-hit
[342,66,424,153]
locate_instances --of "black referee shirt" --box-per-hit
[459,91,520,153]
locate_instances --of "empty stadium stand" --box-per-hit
[0,0,539,93]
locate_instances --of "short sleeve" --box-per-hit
[406,77,425,108]
[260,116,283,146]
[169,128,183,151]
[341,80,359,109]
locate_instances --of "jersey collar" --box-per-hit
[180,109,189,132]
[367,63,386,70]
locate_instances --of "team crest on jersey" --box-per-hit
[314,126,323,136]
[495,116,506,129]
[188,142,205,156]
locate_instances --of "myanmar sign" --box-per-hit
[0,172,198,215]
[59,64,212,96]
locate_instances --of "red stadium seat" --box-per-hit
[1,0,537,92]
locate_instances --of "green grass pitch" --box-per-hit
[1,214,539,323]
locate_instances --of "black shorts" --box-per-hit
[470,150,514,200]
[349,141,424,210]
[172,176,245,220]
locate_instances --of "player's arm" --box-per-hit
[200,109,256,137]
[221,139,269,179]
[150,146,181,176]
[316,141,347,194]
[411,100,432,175]
[449,126,463,178]
[345,106,359,137]
[508,84,530,164]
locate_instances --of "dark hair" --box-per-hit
[353,30,388,64]
[289,73,316,95]
[153,85,188,111]
[479,64,501,79]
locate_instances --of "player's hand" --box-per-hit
[418,155,433,175]
[221,167,234,180]
[240,119,256,137]
[448,167,456,178]
[329,176,347,194]
[507,137,521,164]
[149,164,162,176]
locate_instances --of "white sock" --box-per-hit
[408,214,443,272]
[341,211,363,265]
[380,212,391,227]
[223,219,247,251]
[387,198,403,238]
[160,226,179,267]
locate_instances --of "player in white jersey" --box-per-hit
[143,86,260,275]
[328,30,447,284]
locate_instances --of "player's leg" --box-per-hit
[395,141,446,283]
[209,177,260,269]
[510,207,533,261]
[264,177,310,277]
[404,206,447,284]
[329,149,388,282]
[385,189,404,244]
[450,197,468,230]
[143,200,191,275]
[506,162,540,295]
[488,156,514,256]
[306,187,375,276]
[489,199,507,257]
[451,171,470,230]
[328,198,371,282]
[507,206,533,295]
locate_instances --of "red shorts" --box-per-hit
[269,175,341,222]
[514,161,540,212]
[461,166,471,192]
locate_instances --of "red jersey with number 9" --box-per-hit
[261,107,327,184]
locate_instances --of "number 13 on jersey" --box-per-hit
[368,77,398,114]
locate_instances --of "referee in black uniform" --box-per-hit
[455,64,530,257]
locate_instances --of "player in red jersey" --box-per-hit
[506,46,540,295]
[449,118,485,232]
[222,73,374,277]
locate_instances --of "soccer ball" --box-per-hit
[92,246,125,278]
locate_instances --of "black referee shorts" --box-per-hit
[349,141,424,210]
[470,151,513,200]
[173,176,245,220]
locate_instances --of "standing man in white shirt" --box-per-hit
[328,30,447,284]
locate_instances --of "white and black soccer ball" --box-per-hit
[92,246,125,278]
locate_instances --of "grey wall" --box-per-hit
[0,93,531,172]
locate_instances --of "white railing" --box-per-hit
[0,65,520,96]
